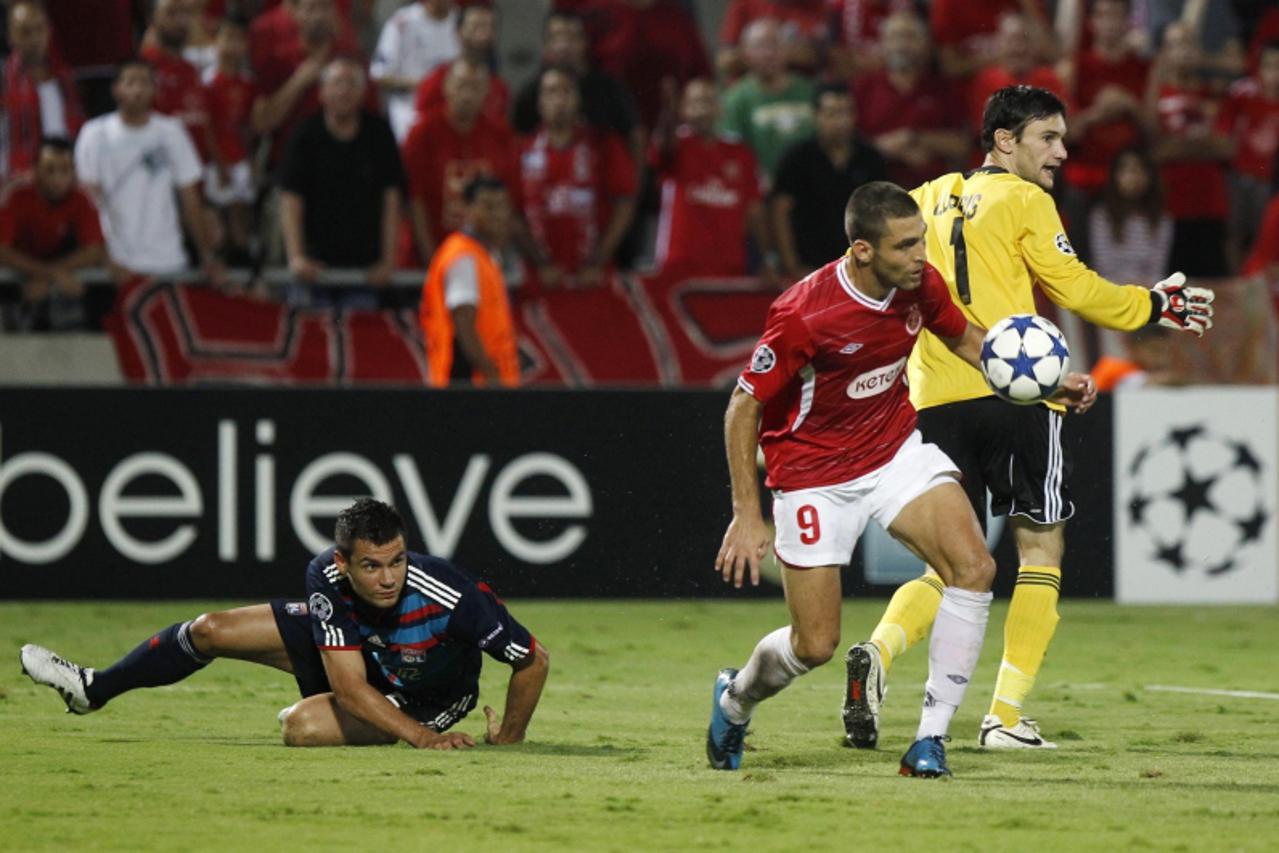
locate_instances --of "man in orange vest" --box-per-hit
[420,174,521,387]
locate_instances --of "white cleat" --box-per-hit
[978,714,1057,749]
[20,644,97,715]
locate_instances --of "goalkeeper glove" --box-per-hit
[1152,272,1214,337]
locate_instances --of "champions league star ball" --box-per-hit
[980,314,1071,405]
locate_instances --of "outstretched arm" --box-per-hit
[483,643,550,744]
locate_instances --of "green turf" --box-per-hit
[2,600,1278,851]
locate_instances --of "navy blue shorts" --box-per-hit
[269,600,476,731]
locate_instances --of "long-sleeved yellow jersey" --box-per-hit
[907,167,1154,411]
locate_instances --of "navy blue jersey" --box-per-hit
[304,548,535,704]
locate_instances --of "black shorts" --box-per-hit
[915,396,1074,530]
[269,600,477,732]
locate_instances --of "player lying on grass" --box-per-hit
[21,498,549,749]
[708,181,1097,778]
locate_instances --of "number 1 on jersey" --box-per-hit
[797,504,821,544]
[950,216,971,305]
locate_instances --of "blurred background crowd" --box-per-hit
[0,0,1277,378]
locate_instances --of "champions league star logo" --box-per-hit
[1126,424,1270,576]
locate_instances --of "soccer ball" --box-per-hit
[980,314,1071,405]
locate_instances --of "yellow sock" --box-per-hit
[990,565,1061,727]
[869,573,944,673]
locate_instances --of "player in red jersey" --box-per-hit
[705,181,1095,778]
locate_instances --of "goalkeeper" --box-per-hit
[841,85,1214,751]
[21,498,549,749]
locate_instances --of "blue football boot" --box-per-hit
[899,735,953,778]
[706,668,749,770]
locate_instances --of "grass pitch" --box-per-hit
[2,599,1278,851]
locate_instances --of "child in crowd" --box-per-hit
[203,16,256,265]
[1087,146,1173,364]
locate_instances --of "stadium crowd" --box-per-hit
[0,0,1276,373]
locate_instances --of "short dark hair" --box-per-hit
[38,136,73,157]
[844,181,920,247]
[463,173,507,203]
[813,82,852,109]
[980,85,1066,152]
[334,498,405,557]
[114,58,155,83]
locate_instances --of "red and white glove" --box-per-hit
[1152,272,1214,337]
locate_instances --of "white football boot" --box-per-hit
[978,714,1057,749]
[20,644,97,714]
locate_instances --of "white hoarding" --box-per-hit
[1115,388,1278,604]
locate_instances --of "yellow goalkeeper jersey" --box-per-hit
[907,167,1154,411]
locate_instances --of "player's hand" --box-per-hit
[715,514,771,589]
[1050,371,1097,414]
[289,255,324,283]
[366,259,394,287]
[481,704,521,744]
[422,729,476,750]
[1153,272,1214,336]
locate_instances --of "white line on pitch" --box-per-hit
[1145,685,1279,701]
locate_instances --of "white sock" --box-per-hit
[916,587,992,739]
[720,626,810,724]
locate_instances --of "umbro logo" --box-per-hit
[840,342,863,355]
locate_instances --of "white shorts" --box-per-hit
[203,159,255,206]
[772,431,960,569]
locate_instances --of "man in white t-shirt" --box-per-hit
[371,0,459,141]
[73,61,224,285]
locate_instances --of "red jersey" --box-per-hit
[1065,50,1149,192]
[1217,88,1279,182]
[141,45,215,162]
[401,112,520,241]
[968,64,1068,132]
[412,62,512,131]
[853,69,966,188]
[930,0,1031,51]
[249,5,370,162]
[0,182,103,260]
[652,128,761,278]
[206,70,254,163]
[1154,83,1228,220]
[739,260,968,491]
[518,125,637,273]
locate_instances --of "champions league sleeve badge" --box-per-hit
[308,592,333,622]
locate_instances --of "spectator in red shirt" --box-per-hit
[401,59,518,265]
[717,0,831,80]
[204,17,256,263]
[413,3,510,131]
[519,66,638,289]
[650,77,769,280]
[142,0,221,169]
[1059,0,1151,198]
[0,137,106,331]
[1242,192,1279,278]
[826,0,918,80]
[854,11,969,189]
[1217,42,1279,264]
[250,0,371,167]
[930,0,1056,79]
[2,2,85,181]
[1147,21,1232,277]
[967,13,1070,134]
